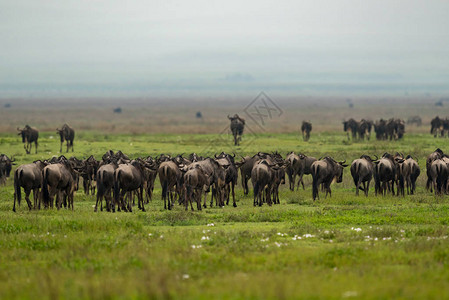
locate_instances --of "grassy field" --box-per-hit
[1,130,449,299]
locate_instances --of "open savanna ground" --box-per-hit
[1,129,449,299]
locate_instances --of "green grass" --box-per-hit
[1,131,449,299]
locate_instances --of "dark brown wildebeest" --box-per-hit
[215,152,238,207]
[158,159,182,210]
[285,152,300,191]
[343,118,358,140]
[95,159,119,212]
[374,153,400,196]
[270,163,285,204]
[42,157,78,210]
[183,165,209,211]
[228,114,245,146]
[113,159,148,212]
[143,156,159,203]
[426,148,444,191]
[296,154,317,190]
[251,159,278,206]
[393,153,409,197]
[237,155,258,195]
[13,160,47,212]
[350,155,376,196]
[358,119,372,140]
[301,121,312,141]
[404,155,420,195]
[428,158,448,195]
[406,115,422,127]
[374,119,387,140]
[81,155,99,195]
[17,125,39,154]
[311,157,347,200]
[56,124,75,152]
[430,116,443,137]
[0,154,15,185]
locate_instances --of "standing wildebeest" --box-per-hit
[17,125,39,154]
[285,152,300,191]
[0,154,14,185]
[350,155,376,196]
[228,114,245,146]
[56,124,75,152]
[374,153,399,196]
[296,154,317,190]
[430,116,443,137]
[13,160,47,212]
[374,119,387,140]
[358,119,372,140]
[343,119,358,140]
[215,152,238,207]
[428,158,448,195]
[42,158,78,210]
[81,155,99,195]
[311,157,348,200]
[113,160,148,212]
[404,155,420,195]
[301,121,312,141]
[426,148,444,191]
[251,160,278,206]
[95,159,118,212]
[158,159,182,210]
[183,165,209,211]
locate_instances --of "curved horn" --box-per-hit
[232,152,236,158]
[340,159,346,164]
[215,154,218,159]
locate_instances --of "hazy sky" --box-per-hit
[1,0,448,96]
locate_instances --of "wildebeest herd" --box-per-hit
[343,118,405,141]
[17,124,75,154]
[7,147,449,213]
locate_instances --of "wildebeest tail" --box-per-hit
[42,168,50,206]
[96,170,104,198]
[14,169,21,206]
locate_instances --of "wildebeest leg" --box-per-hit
[24,189,32,210]
[139,188,145,212]
[231,182,237,207]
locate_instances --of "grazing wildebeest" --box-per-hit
[215,152,238,207]
[343,118,358,140]
[374,153,400,196]
[42,158,78,210]
[301,121,312,141]
[228,114,245,146]
[311,157,347,200]
[113,160,148,212]
[0,154,14,185]
[183,165,209,211]
[56,124,75,152]
[404,155,420,195]
[350,155,376,196]
[13,160,47,212]
[426,148,444,191]
[158,159,182,210]
[296,154,317,190]
[17,125,39,154]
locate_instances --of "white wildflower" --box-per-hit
[207,223,215,227]
[182,274,189,280]
[201,236,209,241]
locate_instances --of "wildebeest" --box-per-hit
[228,114,245,146]
[56,124,75,152]
[17,125,39,154]
[42,157,78,210]
[143,156,159,203]
[158,159,182,210]
[426,148,444,191]
[350,155,376,196]
[183,165,208,211]
[113,159,148,212]
[430,116,443,137]
[358,119,372,141]
[343,119,358,140]
[215,152,238,207]
[0,154,14,185]
[13,160,47,212]
[251,160,278,206]
[406,115,422,127]
[311,157,347,200]
[285,152,300,191]
[428,158,448,195]
[296,154,317,190]
[404,155,420,195]
[301,121,312,141]
[80,155,99,195]
[95,159,118,212]
[374,153,400,196]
